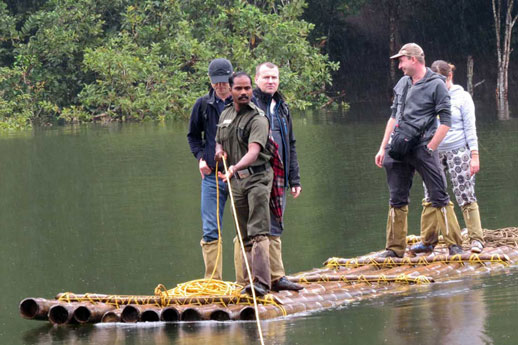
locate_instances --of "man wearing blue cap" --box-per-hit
[187,58,234,280]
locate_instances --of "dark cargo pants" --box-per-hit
[383,145,450,208]
[382,145,453,256]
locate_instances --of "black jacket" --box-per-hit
[253,88,301,187]
[390,68,452,146]
[187,88,231,170]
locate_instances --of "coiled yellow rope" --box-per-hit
[153,161,238,299]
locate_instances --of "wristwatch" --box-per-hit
[425,146,434,155]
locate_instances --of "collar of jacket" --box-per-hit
[253,87,285,106]
[207,87,232,105]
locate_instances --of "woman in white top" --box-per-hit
[426,60,483,253]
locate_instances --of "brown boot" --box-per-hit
[437,202,463,247]
[420,199,439,246]
[243,235,271,290]
[461,202,484,244]
[200,239,222,280]
[385,205,408,257]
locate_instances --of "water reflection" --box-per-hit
[384,278,490,345]
[4,110,518,345]
[22,320,287,345]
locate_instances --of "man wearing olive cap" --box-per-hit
[187,58,234,280]
[374,43,464,258]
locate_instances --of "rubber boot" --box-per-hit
[385,205,408,258]
[233,236,246,285]
[269,235,286,283]
[420,200,439,246]
[200,239,222,280]
[436,201,463,247]
[461,202,484,243]
[243,235,271,290]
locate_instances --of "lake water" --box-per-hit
[1,103,518,345]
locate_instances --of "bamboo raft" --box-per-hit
[19,227,518,325]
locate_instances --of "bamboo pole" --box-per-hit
[121,304,161,323]
[101,309,122,323]
[48,303,80,325]
[73,303,115,324]
[291,274,434,284]
[325,253,510,268]
[195,305,231,321]
[55,292,282,307]
[19,298,60,321]
[160,306,180,322]
[141,308,161,322]
[179,306,202,321]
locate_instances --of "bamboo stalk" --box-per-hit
[326,253,509,267]
[48,303,80,325]
[195,305,231,321]
[160,306,180,322]
[55,292,282,307]
[121,304,160,323]
[179,306,202,321]
[101,309,122,323]
[140,308,161,322]
[291,274,434,284]
[73,303,115,324]
[19,298,60,321]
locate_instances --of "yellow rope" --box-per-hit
[209,161,223,281]
[222,157,266,342]
[158,279,243,298]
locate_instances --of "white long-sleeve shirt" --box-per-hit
[438,84,479,152]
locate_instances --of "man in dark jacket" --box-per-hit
[233,61,303,291]
[187,58,233,280]
[374,43,464,258]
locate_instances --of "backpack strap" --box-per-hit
[200,94,210,133]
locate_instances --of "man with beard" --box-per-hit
[374,43,464,258]
[215,72,273,296]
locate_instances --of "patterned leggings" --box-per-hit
[424,146,477,207]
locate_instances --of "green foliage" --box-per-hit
[0,0,338,128]
[0,1,18,63]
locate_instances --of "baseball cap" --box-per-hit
[390,43,425,60]
[208,58,233,83]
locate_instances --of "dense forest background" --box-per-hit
[304,0,518,105]
[1,0,517,128]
